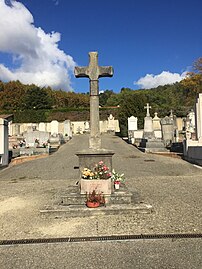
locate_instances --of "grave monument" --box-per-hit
[0,118,9,167]
[139,103,167,152]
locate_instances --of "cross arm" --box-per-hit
[98,66,114,78]
[74,66,89,78]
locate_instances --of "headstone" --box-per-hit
[23,130,50,148]
[153,112,161,130]
[161,116,174,147]
[143,103,154,139]
[186,109,195,134]
[0,118,9,166]
[128,116,138,131]
[127,116,138,144]
[107,114,115,132]
[64,120,72,138]
[153,112,162,139]
[50,120,59,135]
[139,104,167,152]
[39,122,46,132]
[84,121,90,133]
[183,93,202,165]
[195,93,202,142]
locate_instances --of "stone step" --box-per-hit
[40,203,153,218]
[60,184,132,205]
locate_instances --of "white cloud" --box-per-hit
[135,71,187,89]
[0,0,75,91]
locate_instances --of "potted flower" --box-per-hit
[111,169,125,190]
[80,161,112,195]
[86,190,105,208]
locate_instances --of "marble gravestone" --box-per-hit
[128,116,138,143]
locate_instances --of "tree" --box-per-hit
[180,57,202,93]
[0,80,27,110]
[99,90,114,106]
[118,90,147,136]
[22,86,53,110]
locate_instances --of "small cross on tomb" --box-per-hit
[144,103,151,117]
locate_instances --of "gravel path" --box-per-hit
[0,134,201,240]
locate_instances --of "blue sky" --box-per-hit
[0,0,201,93]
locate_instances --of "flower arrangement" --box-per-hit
[82,161,111,180]
[86,190,105,207]
[111,169,125,185]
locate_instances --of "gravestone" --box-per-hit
[183,93,202,165]
[139,104,167,152]
[143,103,154,139]
[107,114,116,132]
[153,112,162,139]
[23,130,50,148]
[186,109,195,139]
[128,116,138,131]
[0,118,9,166]
[50,120,59,135]
[128,116,138,143]
[161,115,174,147]
[39,122,46,132]
[84,121,90,133]
[64,120,72,138]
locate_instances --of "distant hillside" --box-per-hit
[0,68,202,136]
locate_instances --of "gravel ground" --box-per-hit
[0,134,201,240]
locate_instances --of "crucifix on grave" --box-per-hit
[74,51,113,150]
[144,103,151,117]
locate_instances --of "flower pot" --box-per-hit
[86,201,100,208]
[114,183,120,190]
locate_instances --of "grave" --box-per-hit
[161,113,174,147]
[128,116,138,143]
[139,104,167,152]
[183,93,202,165]
[0,118,9,167]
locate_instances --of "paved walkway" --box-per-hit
[0,134,202,268]
[0,133,200,180]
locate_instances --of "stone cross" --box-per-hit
[144,103,151,117]
[74,52,113,150]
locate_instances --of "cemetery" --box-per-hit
[0,0,202,267]
[0,52,201,269]
[0,53,201,212]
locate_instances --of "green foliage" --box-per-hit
[99,90,114,106]
[118,89,147,136]
[14,110,47,123]
[22,86,53,110]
